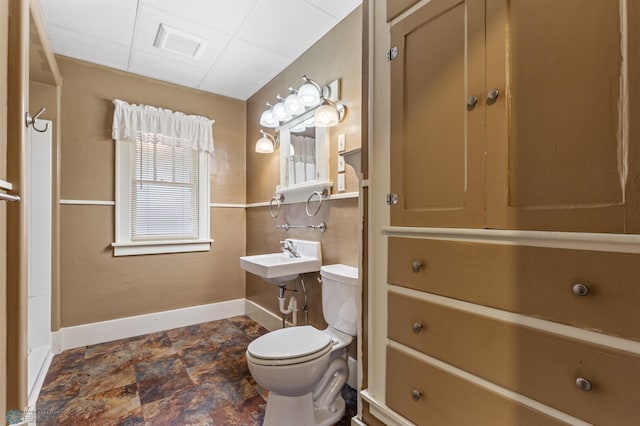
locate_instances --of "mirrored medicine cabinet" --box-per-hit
[275,107,332,204]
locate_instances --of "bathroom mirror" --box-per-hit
[276,108,331,204]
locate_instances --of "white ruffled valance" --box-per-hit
[112,99,214,154]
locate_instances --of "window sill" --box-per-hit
[111,239,213,257]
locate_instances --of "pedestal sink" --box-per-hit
[240,239,322,285]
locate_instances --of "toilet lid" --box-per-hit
[247,326,332,360]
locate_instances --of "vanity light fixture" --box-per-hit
[296,75,347,127]
[285,87,305,115]
[298,75,322,107]
[314,98,345,128]
[259,103,279,128]
[272,95,292,122]
[255,130,279,154]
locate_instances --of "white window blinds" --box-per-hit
[132,140,198,240]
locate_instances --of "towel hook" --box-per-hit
[25,107,49,133]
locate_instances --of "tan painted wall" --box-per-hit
[245,7,362,331]
[57,57,247,327]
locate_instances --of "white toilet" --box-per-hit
[246,264,358,426]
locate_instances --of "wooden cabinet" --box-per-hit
[366,1,640,425]
[390,0,640,233]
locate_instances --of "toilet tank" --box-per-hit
[320,264,359,336]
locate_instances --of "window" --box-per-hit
[111,99,213,256]
[113,139,210,256]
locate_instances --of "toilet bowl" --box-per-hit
[246,264,358,426]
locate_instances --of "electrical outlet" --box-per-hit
[338,155,345,172]
[337,173,346,192]
[338,134,346,152]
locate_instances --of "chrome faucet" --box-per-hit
[280,240,301,258]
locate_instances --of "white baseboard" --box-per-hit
[28,349,54,409]
[244,299,286,331]
[55,299,245,351]
[351,417,367,426]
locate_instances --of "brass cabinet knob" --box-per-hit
[467,95,479,108]
[412,322,424,333]
[412,260,423,273]
[576,377,592,392]
[572,283,590,296]
[411,389,423,401]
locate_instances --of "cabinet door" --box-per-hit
[485,0,640,233]
[390,0,485,228]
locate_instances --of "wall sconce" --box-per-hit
[255,130,279,154]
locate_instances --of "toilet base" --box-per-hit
[262,393,346,426]
[263,392,315,426]
[314,395,346,426]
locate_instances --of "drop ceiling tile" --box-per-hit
[133,4,230,69]
[235,0,336,59]
[211,39,291,86]
[129,50,208,88]
[39,0,137,46]
[199,69,262,100]
[304,0,361,19]
[141,0,259,36]
[48,25,130,71]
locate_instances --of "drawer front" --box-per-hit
[386,346,564,425]
[388,237,640,341]
[388,292,640,425]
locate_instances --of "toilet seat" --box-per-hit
[247,326,333,366]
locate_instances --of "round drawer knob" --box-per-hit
[412,260,423,273]
[576,377,592,392]
[411,389,423,401]
[467,95,479,108]
[572,283,590,296]
[487,88,500,102]
[412,322,424,333]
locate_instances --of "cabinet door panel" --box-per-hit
[390,0,485,228]
[486,0,633,232]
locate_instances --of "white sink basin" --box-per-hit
[240,239,322,285]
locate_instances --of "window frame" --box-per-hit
[112,139,211,256]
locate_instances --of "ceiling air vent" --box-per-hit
[153,24,208,59]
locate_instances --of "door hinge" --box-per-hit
[386,46,398,61]
[386,193,398,205]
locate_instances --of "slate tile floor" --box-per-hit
[36,316,356,425]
